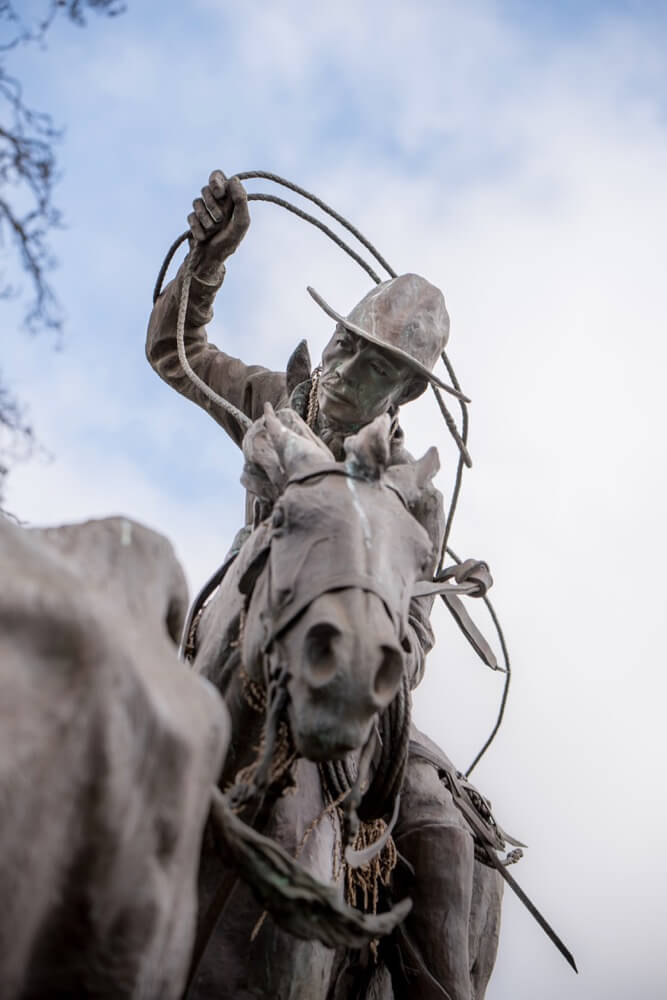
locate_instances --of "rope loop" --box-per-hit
[154,169,509,769]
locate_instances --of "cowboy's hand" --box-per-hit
[188,171,250,268]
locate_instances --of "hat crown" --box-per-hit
[345,273,449,371]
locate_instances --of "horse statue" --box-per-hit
[186,404,504,999]
[0,406,508,999]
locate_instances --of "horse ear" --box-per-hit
[384,446,440,508]
[265,405,331,455]
[343,413,391,480]
[249,403,334,488]
[413,446,440,490]
[241,417,286,503]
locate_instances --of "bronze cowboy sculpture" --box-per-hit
[147,170,506,999]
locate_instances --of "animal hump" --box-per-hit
[343,413,392,480]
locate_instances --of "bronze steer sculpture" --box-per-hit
[187,405,503,1000]
[0,515,229,1000]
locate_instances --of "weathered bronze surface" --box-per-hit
[0,515,229,999]
[0,171,574,998]
[146,172,505,999]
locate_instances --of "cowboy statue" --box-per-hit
[147,171,505,999]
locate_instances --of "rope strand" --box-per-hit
[436,350,471,572]
[246,193,382,283]
[236,170,397,279]
[175,253,252,431]
[445,545,512,776]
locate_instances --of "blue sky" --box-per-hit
[4,2,667,996]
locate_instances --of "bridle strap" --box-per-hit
[285,464,364,488]
[284,464,411,510]
[262,567,405,651]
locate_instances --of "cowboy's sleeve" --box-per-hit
[146,255,287,448]
[405,482,446,689]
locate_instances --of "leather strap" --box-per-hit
[440,592,498,670]
[411,580,479,598]
[413,559,498,670]
[408,739,577,973]
[263,568,404,650]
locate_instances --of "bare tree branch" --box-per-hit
[0,369,34,502]
[0,0,127,494]
[1,1,126,51]
[0,68,63,334]
[0,1,126,338]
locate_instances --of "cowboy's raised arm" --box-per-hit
[146,172,286,447]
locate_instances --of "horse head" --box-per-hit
[239,403,439,762]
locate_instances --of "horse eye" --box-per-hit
[272,506,285,529]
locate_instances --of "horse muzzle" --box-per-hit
[284,603,404,761]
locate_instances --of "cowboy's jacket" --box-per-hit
[147,261,446,688]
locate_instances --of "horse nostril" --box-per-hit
[374,646,403,702]
[303,622,340,687]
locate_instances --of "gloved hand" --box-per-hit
[187,170,250,281]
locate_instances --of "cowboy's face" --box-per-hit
[318,325,416,426]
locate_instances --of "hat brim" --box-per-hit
[307,286,470,403]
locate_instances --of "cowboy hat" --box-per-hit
[307,274,468,402]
